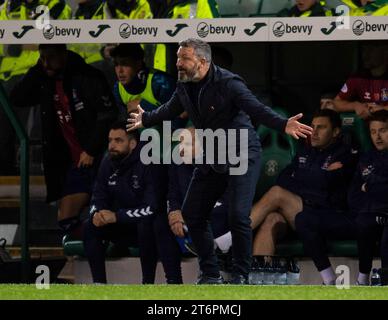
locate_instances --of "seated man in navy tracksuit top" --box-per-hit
[83,121,182,284]
[292,110,359,285]
[251,109,359,285]
[168,127,231,255]
[348,110,388,286]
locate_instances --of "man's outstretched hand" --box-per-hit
[126,105,145,132]
[285,113,313,139]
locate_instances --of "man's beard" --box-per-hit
[109,151,129,161]
[178,66,201,83]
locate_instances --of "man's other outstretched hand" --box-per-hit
[285,113,313,139]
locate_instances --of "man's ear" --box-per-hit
[129,138,138,150]
[201,58,207,68]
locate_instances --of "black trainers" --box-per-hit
[229,274,248,285]
[196,275,224,285]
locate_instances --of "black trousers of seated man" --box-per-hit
[181,152,261,280]
[356,212,388,276]
[83,213,182,284]
[295,207,357,272]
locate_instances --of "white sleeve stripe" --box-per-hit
[125,206,154,218]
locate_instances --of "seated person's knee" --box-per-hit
[262,212,286,228]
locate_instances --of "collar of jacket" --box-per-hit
[373,148,388,158]
[177,63,235,89]
[39,50,87,81]
[310,137,346,155]
[111,140,143,174]
[62,50,89,77]
[123,67,149,95]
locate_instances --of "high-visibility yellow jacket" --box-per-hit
[71,0,153,65]
[0,0,72,81]
[342,0,388,15]
[152,0,219,73]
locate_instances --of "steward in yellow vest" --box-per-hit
[149,0,219,74]
[111,43,186,160]
[110,43,176,120]
[71,0,153,65]
[0,0,71,81]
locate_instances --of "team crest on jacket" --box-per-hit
[361,165,373,177]
[321,156,332,170]
[298,156,307,167]
[108,172,118,186]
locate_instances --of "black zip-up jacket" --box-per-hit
[348,149,388,214]
[10,50,118,202]
[90,143,165,224]
[142,64,288,173]
[277,139,359,211]
[168,162,228,212]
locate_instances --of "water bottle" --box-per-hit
[249,256,265,285]
[272,257,281,285]
[256,256,265,285]
[286,258,300,285]
[263,257,275,285]
[274,257,288,285]
[248,257,258,285]
[371,268,381,286]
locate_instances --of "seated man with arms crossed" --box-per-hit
[349,110,388,285]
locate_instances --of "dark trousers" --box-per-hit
[356,212,388,274]
[182,153,261,278]
[295,207,357,271]
[83,213,182,284]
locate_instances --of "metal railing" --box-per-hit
[0,83,30,282]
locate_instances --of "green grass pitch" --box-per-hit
[0,284,387,300]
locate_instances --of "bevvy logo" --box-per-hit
[196,22,236,38]
[119,23,158,39]
[273,21,313,38]
[352,20,388,36]
[43,24,81,40]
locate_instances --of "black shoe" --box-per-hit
[229,274,248,285]
[196,275,224,285]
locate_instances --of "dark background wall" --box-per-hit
[212,41,360,120]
